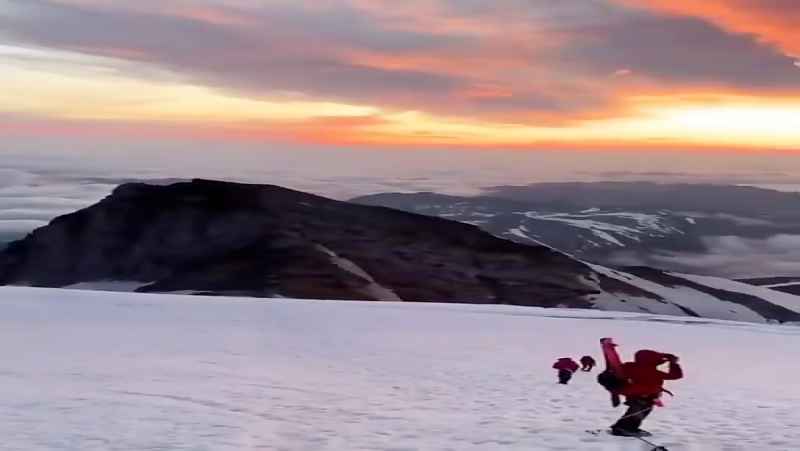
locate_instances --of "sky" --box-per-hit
[1,0,800,152]
[2,0,800,246]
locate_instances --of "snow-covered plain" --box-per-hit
[1,287,799,451]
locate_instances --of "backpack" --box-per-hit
[597,369,628,393]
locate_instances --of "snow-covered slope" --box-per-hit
[590,266,800,323]
[586,265,766,322]
[1,286,798,450]
[738,277,800,295]
[678,273,800,315]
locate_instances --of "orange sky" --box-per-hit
[1,0,800,151]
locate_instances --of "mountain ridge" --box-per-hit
[1,179,799,323]
[352,183,800,278]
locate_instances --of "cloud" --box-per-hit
[0,0,468,110]
[0,169,116,242]
[559,14,800,90]
[616,0,800,56]
[611,235,800,278]
[3,0,798,126]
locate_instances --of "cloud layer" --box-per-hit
[3,145,800,245]
[2,0,799,123]
[651,235,800,278]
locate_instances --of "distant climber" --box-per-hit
[552,357,579,384]
[610,350,683,437]
[580,355,596,372]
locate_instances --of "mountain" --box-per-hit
[485,182,800,217]
[352,183,800,278]
[352,191,699,252]
[0,179,600,306]
[1,179,799,323]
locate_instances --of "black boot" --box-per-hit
[611,396,655,435]
[610,427,637,437]
[610,427,651,437]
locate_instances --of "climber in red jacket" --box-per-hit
[611,350,683,437]
[552,357,579,384]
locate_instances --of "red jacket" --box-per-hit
[553,358,579,373]
[620,350,683,397]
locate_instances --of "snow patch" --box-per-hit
[765,282,800,289]
[316,245,402,302]
[506,225,546,246]
[63,280,150,292]
[519,210,685,247]
[522,212,647,246]
[163,290,204,295]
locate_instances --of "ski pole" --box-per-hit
[615,405,653,421]
[634,435,667,451]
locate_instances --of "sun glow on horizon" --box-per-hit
[2,44,800,151]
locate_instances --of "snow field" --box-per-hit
[0,287,799,450]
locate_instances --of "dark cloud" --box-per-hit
[561,15,800,89]
[463,91,590,113]
[0,0,466,107]
[3,0,797,122]
[615,0,800,56]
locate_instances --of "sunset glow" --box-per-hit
[1,0,799,151]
